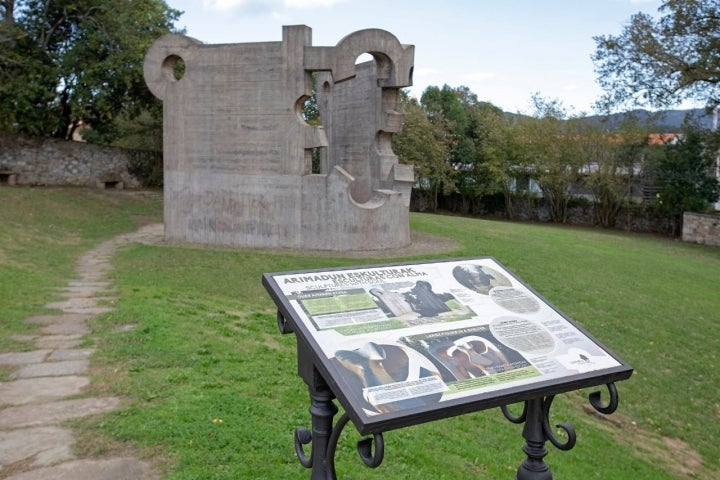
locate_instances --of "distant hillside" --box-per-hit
[504,108,716,132]
[583,108,715,132]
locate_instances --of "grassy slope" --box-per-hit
[1,188,717,479]
[91,214,719,479]
[0,187,161,352]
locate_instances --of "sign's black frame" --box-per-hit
[262,257,633,435]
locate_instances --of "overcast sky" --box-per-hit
[164,0,695,114]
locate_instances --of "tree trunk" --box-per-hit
[1,0,14,25]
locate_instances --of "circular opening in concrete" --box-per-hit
[296,95,320,125]
[162,55,185,81]
[355,52,373,65]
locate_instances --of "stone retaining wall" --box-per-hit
[682,212,720,247]
[0,132,142,188]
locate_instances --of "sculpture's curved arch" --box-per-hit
[143,34,202,100]
[332,29,414,87]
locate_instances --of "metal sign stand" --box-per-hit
[265,258,631,479]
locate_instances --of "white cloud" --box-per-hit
[284,0,346,7]
[202,0,344,12]
[202,0,251,11]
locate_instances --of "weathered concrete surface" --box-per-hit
[34,335,83,349]
[0,350,50,366]
[0,377,91,405]
[144,26,414,251]
[0,398,120,429]
[48,348,94,361]
[0,222,163,479]
[25,314,93,325]
[40,321,92,336]
[11,360,89,379]
[3,458,156,480]
[0,427,76,467]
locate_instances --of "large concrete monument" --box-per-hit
[143,26,415,251]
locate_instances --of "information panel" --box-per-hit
[263,257,633,434]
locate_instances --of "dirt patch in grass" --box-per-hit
[579,401,712,479]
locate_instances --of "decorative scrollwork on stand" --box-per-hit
[326,413,384,479]
[293,427,313,468]
[589,382,618,414]
[501,396,577,452]
[277,311,293,334]
[501,402,528,424]
[541,395,576,451]
[293,413,384,480]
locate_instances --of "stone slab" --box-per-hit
[11,360,89,379]
[46,307,113,317]
[25,314,92,326]
[0,351,50,366]
[3,458,157,480]
[0,397,120,429]
[56,286,115,298]
[47,349,94,361]
[34,335,83,350]
[67,281,112,288]
[45,298,102,311]
[9,335,39,344]
[41,323,91,336]
[0,426,75,468]
[0,376,90,405]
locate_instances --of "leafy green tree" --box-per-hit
[0,0,181,141]
[577,117,652,227]
[0,1,21,74]
[393,91,452,211]
[593,0,720,110]
[421,85,476,198]
[653,121,720,234]
[420,85,505,212]
[484,118,529,219]
[516,95,584,223]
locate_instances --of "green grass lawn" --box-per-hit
[1,187,718,479]
[0,187,161,352]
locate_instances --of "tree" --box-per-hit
[593,0,720,110]
[516,95,584,223]
[0,0,181,141]
[484,119,528,219]
[0,1,21,74]
[392,91,452,211]
[579,117,651,227]
[653,121,720,234]
[421,86,476,182]
[420,85,505,212]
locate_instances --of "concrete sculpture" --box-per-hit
[143,25,414,250]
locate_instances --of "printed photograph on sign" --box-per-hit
[400,325,540,394]
[292,280,475,335]
[330,340,447,415]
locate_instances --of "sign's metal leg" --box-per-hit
[293,365,384,480]
[308,381,339,480]
[515,397,553,480]
[503,385,620,480]
[292,367,339,480]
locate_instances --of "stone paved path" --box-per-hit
[0,224,164,480]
